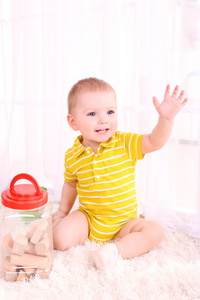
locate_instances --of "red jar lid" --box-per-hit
[1,173,48,210]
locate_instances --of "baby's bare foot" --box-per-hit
[91,243,119,270]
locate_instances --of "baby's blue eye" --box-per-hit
[107,110,114,115]
[88,112,96,116]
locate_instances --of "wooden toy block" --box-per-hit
[26,223,37,241]
[1,233,14,257]
[35,237,50,256]
[4,271,18,282]
[36,268,50,279]
[17,270,28,282]
[30,219,48,245]
[23,267,36,278]
[12,234,28,256]
[3,256,17,273]
[11,253,51,270]
[50,253,54,264]
[25,242,36,255]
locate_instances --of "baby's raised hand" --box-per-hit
[153,85,188,120]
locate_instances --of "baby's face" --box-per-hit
[70,91,118,151]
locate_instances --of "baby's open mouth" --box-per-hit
[95,129,109,133]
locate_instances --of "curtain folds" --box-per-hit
[0,0,200,238]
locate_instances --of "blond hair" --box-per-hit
[67,77,116,113]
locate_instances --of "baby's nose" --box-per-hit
[98,115,108,124]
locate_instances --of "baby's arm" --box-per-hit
[142,85,188,154]
[52,180,77,226]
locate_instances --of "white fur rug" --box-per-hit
[0,206,200,300]
[1,231,200,299]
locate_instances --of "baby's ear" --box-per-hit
[67,114,79,131]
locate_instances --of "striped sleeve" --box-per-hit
[64,153,77,182]
[120,132,144,164]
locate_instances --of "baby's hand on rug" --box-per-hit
[52,210,67,228]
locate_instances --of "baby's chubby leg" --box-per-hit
[92,218,163,269]
[53,210,89,251]
[114,218,164,259]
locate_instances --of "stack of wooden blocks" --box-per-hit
[1,219,53,282]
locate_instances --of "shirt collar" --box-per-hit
[99,134,117,148]
[72,133,117,158]
[72,136,86,158]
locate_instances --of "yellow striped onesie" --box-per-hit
[64,131,144,243]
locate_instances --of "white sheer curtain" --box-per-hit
[0,0,200,238]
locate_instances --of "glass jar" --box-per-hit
[1,173,53,282]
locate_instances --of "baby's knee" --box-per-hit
[53,228,68,251]
[53,223,89,251]
[150,221,164,245]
